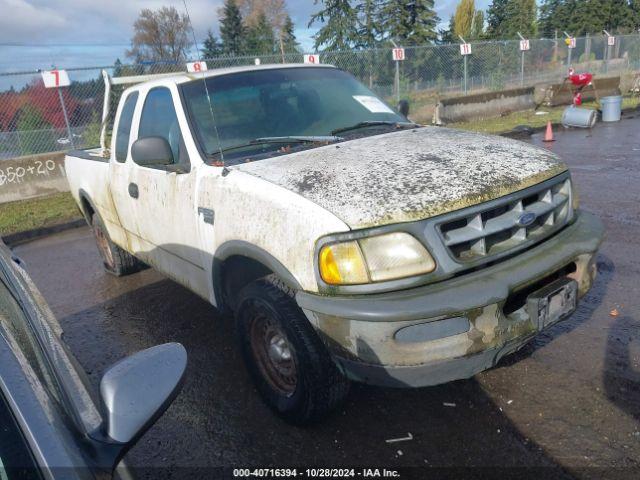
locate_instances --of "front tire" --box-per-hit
[91,213,143,276]
[235,275,349,424]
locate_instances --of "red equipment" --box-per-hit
[567,68,594,106]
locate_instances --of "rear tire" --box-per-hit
[235,275,349,425]
[91,213,143,276]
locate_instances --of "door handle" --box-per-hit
[128,182,139,199]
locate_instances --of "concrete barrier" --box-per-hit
[0,152,69,204]
[542,76,621,107]
[433,87,536,124]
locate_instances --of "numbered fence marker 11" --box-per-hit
[607,36,616,46]
[41,69,74,148]
[187,61,208,73]
[392,48,405,61]
[459,43,472,55]
[519,39,530,51]
[303,54,320,65]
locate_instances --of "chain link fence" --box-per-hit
[1,33,640,159]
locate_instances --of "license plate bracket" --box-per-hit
[527,277,578,330]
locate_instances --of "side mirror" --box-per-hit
[131,137,174,167]
[91,343,186,469]
[397,99,410,118]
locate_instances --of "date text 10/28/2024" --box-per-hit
[233,469,401,478]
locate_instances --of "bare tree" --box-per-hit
[235,0,289,57]
[127,7,192,63]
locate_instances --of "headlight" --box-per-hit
[571,180,580,211]
[318,232,436,285]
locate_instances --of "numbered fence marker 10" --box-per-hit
[519,39,530,51]
[460,43,472,56]
[607,36,616,46]
[187,61,208,73]
[392,48,405,61]
[303,54,321,65]
[41,69,71,88]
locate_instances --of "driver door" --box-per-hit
[126,85,208,297]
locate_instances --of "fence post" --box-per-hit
[517,33,529,87]
[458,36,469,95]
[564,32,573,68]
[603,30,612,74]
[57,87,74,149]
[395,60,400,102]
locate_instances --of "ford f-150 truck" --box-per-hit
[65,64,604,424]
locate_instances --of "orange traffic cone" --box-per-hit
[543,121,555,142]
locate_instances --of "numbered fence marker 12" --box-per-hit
[392,48,405,61]
[41,69,71,88]
[303,54,320,65]
[460,43,472,56]
[519,39,530,51]
[187,61,208,73]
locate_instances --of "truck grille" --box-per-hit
[438,176,572,263]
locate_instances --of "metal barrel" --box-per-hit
[601,95,622,122]
[562,107,597,128]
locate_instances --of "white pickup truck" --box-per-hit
[65,64,604,424]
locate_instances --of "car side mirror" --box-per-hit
[397,99,410,118]
[90,343,186,470]
[131,137,174,167]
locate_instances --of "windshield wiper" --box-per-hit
[211,136,342,156]
[331,121,417,136]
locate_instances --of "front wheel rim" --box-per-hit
[249,310,298,397]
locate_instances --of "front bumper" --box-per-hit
[296,211,604,388]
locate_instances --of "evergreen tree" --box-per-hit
[487,0,536,39]
[309,0,359,50]
[438,15,457,44]
[220,0,245,55]
[540,0,636,37]
[633,0,640,27]
[539,0,564,37]
[356,0,382,48]
[281,14,299,53]
[454,0,476,39]
[202,30,224,58]
[377,0,439,45]
[245,12,276,54]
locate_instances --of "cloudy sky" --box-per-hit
[0,0,491,79]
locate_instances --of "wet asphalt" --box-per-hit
[13,115,640,478]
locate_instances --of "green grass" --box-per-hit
[450,96,640,134]
[0,192,83,236]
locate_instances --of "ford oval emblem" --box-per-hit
[517,211,537,227]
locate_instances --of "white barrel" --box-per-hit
[601,95,622,122]
[562,107,597,128]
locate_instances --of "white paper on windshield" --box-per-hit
[353,95,394,114]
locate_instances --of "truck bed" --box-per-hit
[67,147,109,162]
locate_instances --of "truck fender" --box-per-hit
[78,189,98,224]
[212,240,302,311]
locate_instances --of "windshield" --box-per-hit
[180,67,406,161]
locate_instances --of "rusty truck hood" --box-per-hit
[232,127,568,229]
